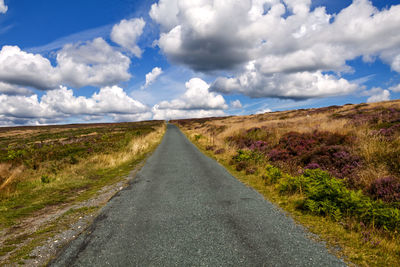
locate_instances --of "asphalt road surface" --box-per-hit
[50,124,346,266]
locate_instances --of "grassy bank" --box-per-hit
[0,121,166,264]
[173,100,400,266]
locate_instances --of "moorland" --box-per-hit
[0,120,165,264]
[173,100,400,266]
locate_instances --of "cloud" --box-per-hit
[0,38,131,90]
[154,0,254,71]
[142,67,163,89]
[151,0,400,99]
[56,38,131,88]
[389,84,400,92]
[0,86,150,125]
[389,54,400,73]
[110,112,153,122]
[41,86,148,115]
[157,78,228,110]
[0,46,61,90]
[366,88,390,103]
[0,82,33,96]
[111,18,145,57]
[149,0,179,32]
[152,77,227,120]
[211,62,359,99]
[256,108,272,114]
[230,100,242,109]
[28,24,113,54]
[0,0,7,14]
[152,105,225,120]
[152,0,400,73]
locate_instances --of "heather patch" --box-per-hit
[214,148,225,154]
[228,130,362,181]
[367,177,400,203]
[333,106,400,127]
[267,131,361,180]
[226,127,271,151]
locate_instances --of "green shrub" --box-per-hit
[7,149,25,161]
[263,164,282,184]
[277,169,400,231]
[278,173,310,194]
[233,149,263,163]
[41,175,51,184]
[69,155,79,165]
[194,134,202,141]
[233,149,252,162]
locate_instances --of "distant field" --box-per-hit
[0,120,165,264]
[172,100,400,266]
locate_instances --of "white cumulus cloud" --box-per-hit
[149,0,179,32]
[142,67,163,89]
[211,62,359,99]
[0,86,150,125]
[56,38,131,88]
[366,88,391,103]
[152,106,225,120]
[0,46,61,90]
[111,18,146,57]
[0,82,33,96]
[152,77,227,120]
[230,100,242,109]
[150,0,400,99]
[256,108,272,114]
[157,78,228,110]
[0,0,7,14]
[0,38,131,90]
[389,84,400,92]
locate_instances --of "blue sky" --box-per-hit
[0,0,399,125]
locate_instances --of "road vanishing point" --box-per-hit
[50,124,346,267]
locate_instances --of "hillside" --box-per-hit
[0,121,165,265]
[172,100,400,266]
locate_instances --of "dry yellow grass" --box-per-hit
[86,124,165,169]
[0,164,24,192]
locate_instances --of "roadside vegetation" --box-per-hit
[0,121,165,264]
[172,100,400,266]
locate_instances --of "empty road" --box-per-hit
[50,124,345,266]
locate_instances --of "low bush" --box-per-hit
[246,167,257,175]
[301,145,361,179]
[226,127,270,151]
[205,145,215,151]
[266,131,361,180]
[262,164,282,184]
[232,149,263,164]
[236,162,248,172]
[41,175,51,184]
[276,169,400,231]
[194,134,202,141]
[214,148,225,154]
[367,177,400,203]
